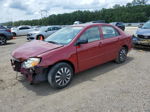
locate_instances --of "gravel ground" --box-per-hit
[0,27,150,112]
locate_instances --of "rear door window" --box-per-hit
[101,26,120,38]
[19,27,30,30]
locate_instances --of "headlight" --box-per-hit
[31,33,37,35]
[22,58,41,69]
[134,33,137,37]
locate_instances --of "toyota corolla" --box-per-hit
[11,23,132,89]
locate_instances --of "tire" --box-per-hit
[37,35,44,40]
[48,62,74,89]
[115,47,127,64]
[0,36,7,45]
[12,32,16,37]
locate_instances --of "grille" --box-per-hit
[11,59,22,72]
[138,35,150,39]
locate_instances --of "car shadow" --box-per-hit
[0,42,15,46]
[6,42,16,45]
[133,47,150,52]
[18,56,134,96]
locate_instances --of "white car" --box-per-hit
[27,26,61,40]
[73,21,82,25]
[11,26,34,36]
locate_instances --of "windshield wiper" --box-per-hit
[47,41,59,45]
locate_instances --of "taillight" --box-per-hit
[6,29,11,32]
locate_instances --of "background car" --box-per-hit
[110,22,125,31]
[27,26,61,40]
[11,25,34,36]
[4,26,13,30]
[0,25,13,45]
[11,23,132,89]
[86,20,105,24]
[73,21,82,25]
[132,20,150,47]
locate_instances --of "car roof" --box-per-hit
[45,26,61,28]
[72,23,110,27]
[18,25,31,28]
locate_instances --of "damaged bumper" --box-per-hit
[11,59,48,83]
[132,35,150,47]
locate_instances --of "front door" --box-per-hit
[76,26,103,71]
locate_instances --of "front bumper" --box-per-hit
[132,36,150,46]
[27,34,36,40]
[11,59,48,83]
[27,36,36,40]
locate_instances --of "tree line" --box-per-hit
[3,3,150,26]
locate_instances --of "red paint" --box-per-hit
[11,23,132,78]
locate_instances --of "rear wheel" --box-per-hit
[0,36,7,45]
[48,62,73,89]
[12,32,16,37]
[115,47,127,64]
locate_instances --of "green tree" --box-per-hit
[132,0,148,5]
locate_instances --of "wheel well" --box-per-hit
[122,45,128,52]
[12,32,16,35]
[48,60,75,73]
[37,35,44,39]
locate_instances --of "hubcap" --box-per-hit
[55,67,72,86]
[120,49,126,62]
[0,36,6,45]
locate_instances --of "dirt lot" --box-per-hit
[0,27,150,112]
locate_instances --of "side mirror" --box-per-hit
[75,39,88,46]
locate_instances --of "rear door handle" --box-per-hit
[99,42,102,46]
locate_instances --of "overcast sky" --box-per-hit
[0,0,138,23]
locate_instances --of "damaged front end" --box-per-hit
[132,35,150,48]
[11,58,48,83]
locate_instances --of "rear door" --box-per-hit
[76,26,104,71]
[100,25,121,61]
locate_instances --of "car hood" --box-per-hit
[29,30,40,34]
[136,28,150,36]
[12,40,63,60]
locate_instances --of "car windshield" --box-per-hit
[110,23,116,25]
[0,26,7,30]
[45,26,83,45]
[142,21,150,29]
[39,27,48,31]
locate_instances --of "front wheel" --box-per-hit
[48,62,73,89]
[115,47,127,64]
[0,36,7,45]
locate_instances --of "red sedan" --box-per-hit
[11,23,132,89]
